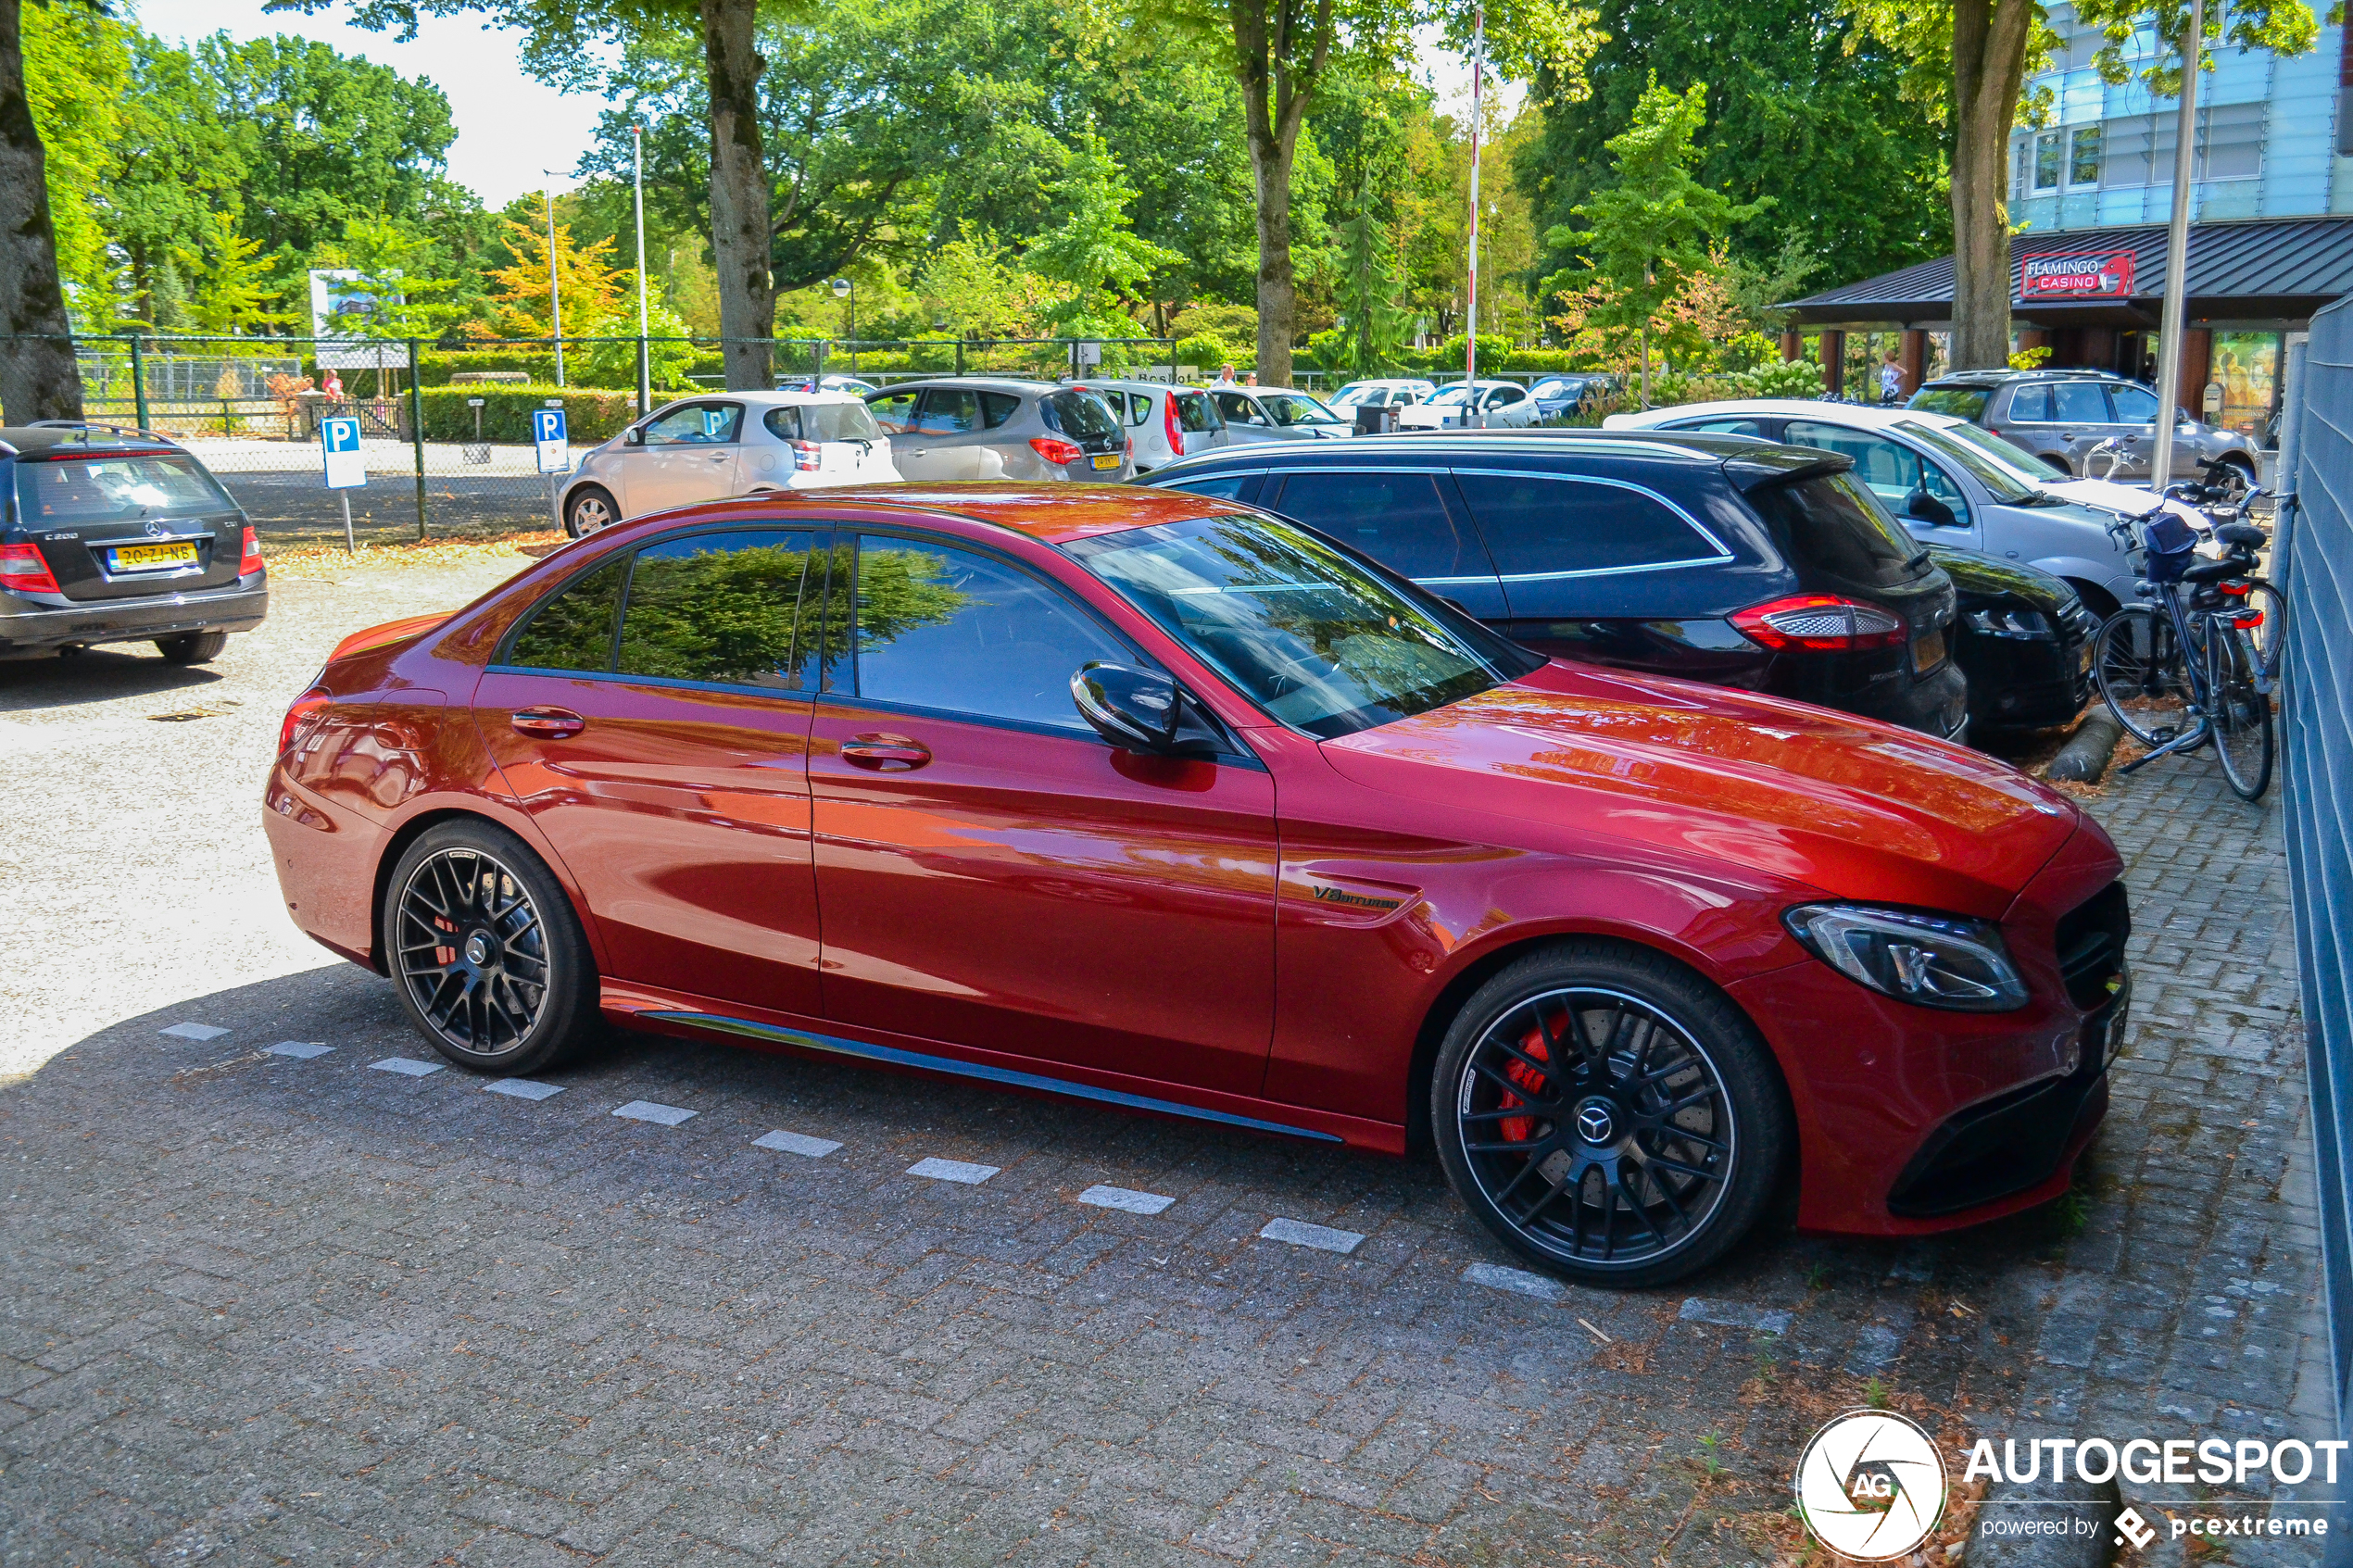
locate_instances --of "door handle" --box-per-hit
[511,707,585,739]
[840,734,930,771]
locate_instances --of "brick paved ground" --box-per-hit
[0,720,2326,1564]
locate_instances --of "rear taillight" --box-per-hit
[1030,435,1083,466]
[0,542,60,595]
[279,684,332,756]
[1730,594,1907,652]
[790,440,824,472]
[1164,393,1183,457]
[238,525,264,576]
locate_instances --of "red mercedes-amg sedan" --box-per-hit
[264,484,2128,1286]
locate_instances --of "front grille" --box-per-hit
[2053,880,2130,1010]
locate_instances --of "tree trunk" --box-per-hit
[1231,0,1329,391]
[0,0,83,424]
[1948,0,2036,370]
[1247,122,1297,388]
[699,0,773,391]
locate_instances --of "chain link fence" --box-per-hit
[0,332,1181,547]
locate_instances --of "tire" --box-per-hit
[2241,579,2286,684]
[1431,940,1791,1289]
[155,631,229,664]
[382,820,598,1075]
[564,484,618,539]
[2093,605,2187,747]
[2208,627,2275,802]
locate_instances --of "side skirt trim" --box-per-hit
[639,1010,1344,1143]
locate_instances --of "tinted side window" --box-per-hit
[1683,418,1766,437]
[615,529,823,690]
[643,403,742,444]
[849,537,1130,733]
[1747,474,1926,589]
[1158,472,1252,501]
[1041,391,1120,439]
[1452,471,1725,578]
[1174,391,1218,433]
[2050,382,2109,423]
[1274,470,1493,583]
[2108,383,2159,423]
[867,390,920,434]
[1215,391,1265,425]
[509,558,623,671]
[917,389,982,433]
[2008,385,2055,422]
[1783,421,1925,506]
[978,392,1020,429]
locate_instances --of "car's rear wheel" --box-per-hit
[384,820,597,1075]
[156,631,228,664]
[1432,942,1789,1288]
[564,484,618,539]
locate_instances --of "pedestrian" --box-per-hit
[1214,363,1236,385]
[1879,348,1903,404]
[1241,371,1258,387]
[321,367,344,400]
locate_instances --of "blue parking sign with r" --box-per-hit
[321,417,360,452]
[533,408,567,444]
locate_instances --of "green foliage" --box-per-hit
[174,213,289,336]
[1174,333,1235,372]
[22,2,133,328]
[576,300,703,391]
[1173,303,1259,350]
[1027,131,1182,329]
[1429,333,1520,372]
[416,386,636,443]
[1323,213,1414,381]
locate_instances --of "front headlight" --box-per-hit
[1783,905,2030,1012]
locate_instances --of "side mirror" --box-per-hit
[1906,488,1958,527]
[624,426,645,446]
[1072,662,1180,752]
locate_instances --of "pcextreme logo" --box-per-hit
[1794,1410,1948,1562]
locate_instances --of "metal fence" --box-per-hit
[2283,292,2353,1506]
[0,332,1181,546]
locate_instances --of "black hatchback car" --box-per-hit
[1925,546,2094,736]
[1,424,268,662]
[1142,430,1970,740]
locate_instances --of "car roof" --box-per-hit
[1151,427,1842,488]
[704,480,1239,546]
[1072,379,1177,394]
[0,424,188,458]
[863,376,1057,395]
[1919,369,2120,387]
[1607,399,1967,433]
[686,390,867,408]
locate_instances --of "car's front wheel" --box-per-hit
[1432,941,1790,1288]
[564,484,618,538]
[383,820,598,1076]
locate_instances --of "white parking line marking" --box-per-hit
[264,1042,333,1060]
[1259,1218,1364,1254]
[1464,1261,1565,1301]
[753,1130,841,1158]
[611,1100,696,1126]
[484,1079,564,1100]
[1077,1185,1175,1215]
[907,1157,998,1185]
[370,1057,444,1077]
[1678,1297,1793,1335]
[160,1022,228,1042]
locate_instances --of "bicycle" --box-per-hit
[2090,495,2275,801]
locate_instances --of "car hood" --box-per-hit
[1320,663,2082,919]
[2044,476,2205,526]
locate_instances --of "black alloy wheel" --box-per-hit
[384,821,596,1074]
[1433,943,1788,1287]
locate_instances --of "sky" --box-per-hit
[127,1,1511,211]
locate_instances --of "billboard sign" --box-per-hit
[308,269,412,370]
[2018,250,2138,302]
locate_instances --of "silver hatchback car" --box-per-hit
[1072,380,1228,472]
[864,379,1134,482]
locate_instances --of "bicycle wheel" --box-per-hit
[2208,622,2274,801]
[2238,578,2286,684]
[2094,605,2188,747]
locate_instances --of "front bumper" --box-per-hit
[1729,823,2125,1236]
[0,574,269,655]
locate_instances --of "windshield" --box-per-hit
[1329,384,1375,407]
[1907,386,1992,420]
[1913,418,2070,483]
[16,452,235,524]
[1041,390,1121,439]
[1748,471,1930,589]
[1428,385,1476,407]
[1263,392,1344,427]
[766,401,883,443]
[1068,512,1541,739]
[1898,420,2046,503]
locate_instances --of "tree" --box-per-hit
[918,227,1034,340]
[1544,76,1764,404]
[174,212,290,335]
[1840,0,2319,368]
[270,0,782,389]
[479,212,628,338]
[1026,132,1181,334]
[20,0,128,328]
[1518,0,1950,295]
[0,0,85,420]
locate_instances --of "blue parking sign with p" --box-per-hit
[533,407,570,473]
[320,415,364,489]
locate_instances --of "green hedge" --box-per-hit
[417,385,636,444]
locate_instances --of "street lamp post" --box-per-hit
[831,276,854,377]
[632,126,651,415]
[1463,4,1486,430]
[2150,0,2205,485]
[542,172,567,389]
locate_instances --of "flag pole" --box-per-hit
[1463,5,1486,428]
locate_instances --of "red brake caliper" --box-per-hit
[1496,1018,1556,1143]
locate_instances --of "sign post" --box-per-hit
[319,414,364,553]
[534,404,570,528]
